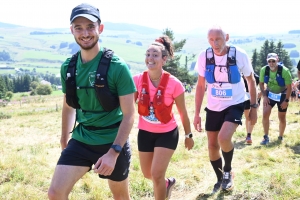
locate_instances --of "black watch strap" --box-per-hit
[250,103,259,108]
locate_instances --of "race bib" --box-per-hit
[141,105,160,124]
[268,91,281,102]
[211,84,233,100]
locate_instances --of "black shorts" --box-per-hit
[138,127,179,152]
[205,102,244,131]
[244,100,250,110]
[291,91,296,97]
[57,138,131,181]
[267,93,288,112]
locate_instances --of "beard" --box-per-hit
[269,65,277,71]
[75,35,99,51]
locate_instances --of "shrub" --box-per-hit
[36,85,52,95]
[30,81,40,90]
[5,91,13,100]
[0,112,11,119]
[30,90,37,96]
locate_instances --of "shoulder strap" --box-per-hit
[94,48,114,87]
[67,51,79,80]
[206,47,215,65]
[66,51,81,109]
[265,65,270,76]
[157,72,170,95]
[227,46,236,66]
[277,64,283,76]
[142,71,149,94]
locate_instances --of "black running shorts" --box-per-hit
[205,102,244,131]
[244,100,250,110]
[138,127,179,152]
[57,138,131,181]
[267,93,288,112]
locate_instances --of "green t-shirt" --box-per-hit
[259,65,292,94]
[60,48,136,145]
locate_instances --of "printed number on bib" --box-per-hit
[268,91,281,102]
[211,84,233,100]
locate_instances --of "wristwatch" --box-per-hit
[185,133,193,138]
[250,103,259,108]
[285,99,289,102]
[111,144,122,153]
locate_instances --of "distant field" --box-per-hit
[1,26,299,77]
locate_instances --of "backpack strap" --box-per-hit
[227,46,236,66]
[94,48,120,112]
[265,65,270,77]
[206,47,215,65]
[156,72,170,95]
[142,71,149,94]
[94,48,114,87]
[277,64,283,76]
[66,51,81,109]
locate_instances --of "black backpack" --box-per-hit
[65,48,120,112]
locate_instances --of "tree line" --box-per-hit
[0,74,56,99]
[251,40,294,76]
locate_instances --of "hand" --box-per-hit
[93,152,117,176]
[193,116,202,132]
[280,101,288,110]
[185,138,194,150]
[263,97,270,107]
[60,139,68,151]
[249,108,258,125]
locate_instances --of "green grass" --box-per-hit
[0,91,300,199]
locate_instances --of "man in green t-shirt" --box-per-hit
[48,3,136,200]
[259,53,292,145]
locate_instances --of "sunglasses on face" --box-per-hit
[268,60,276,63]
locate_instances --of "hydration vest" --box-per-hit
[205,46,241,84]
[65,48,120,112]
[264,65,285,87]
[137,71,173,124]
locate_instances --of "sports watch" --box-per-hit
[111,144,122,153]
[284,99,289,102]
[185,133,193,138]
[250,103,259,108]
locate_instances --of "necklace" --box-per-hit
[150,77,161,82]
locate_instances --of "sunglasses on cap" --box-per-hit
[268,60,276,63]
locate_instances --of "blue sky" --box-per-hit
[0,0,298,35]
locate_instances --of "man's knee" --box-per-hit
[48,187,64,200]
[208,143,220,152]
[278,115,287,123]
[109,179,130,200]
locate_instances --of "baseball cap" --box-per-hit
[70,3,101,24]
[267,53,278,61]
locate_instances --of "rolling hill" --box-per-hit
[0,21,299,76]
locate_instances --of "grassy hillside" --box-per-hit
[0,91,300,199]
[0,22,300,77]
